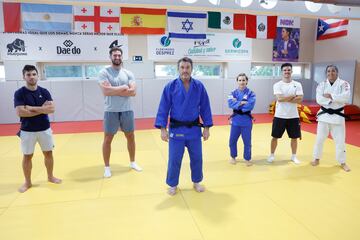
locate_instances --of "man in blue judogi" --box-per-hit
[155,57,213,196]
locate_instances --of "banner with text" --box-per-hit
[148,32,252,61]
[0,32,128,61]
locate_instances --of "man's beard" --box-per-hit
[27,80,37,86]
[112,59,122,66]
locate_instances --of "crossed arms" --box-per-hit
[276,94,303,104]
[16,101,55,118]
[99,81,136,97]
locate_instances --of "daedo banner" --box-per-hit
[147,32,252,61]
[0,32,128,61]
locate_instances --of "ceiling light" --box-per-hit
[259,0,278,10]
[305,1,322,12]
[235,0,253,8]
[209,0,221,5]
[182,0,198,3]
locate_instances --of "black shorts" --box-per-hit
[271,117,301,139]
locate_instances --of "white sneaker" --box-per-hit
[267,155,275,163]
[104,167,112,178]
[291,156,301,164]
[130,162,142,172]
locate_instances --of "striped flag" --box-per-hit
[167,11,207,39]
[246,14,277,39]
[208,12,245,30]
[74,6,120,33]
[121,7,166,34]
[0,2,3,32]
[317,18,349,40]
[22,3,73,32]
[1,2,21,32]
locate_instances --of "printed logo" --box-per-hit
[232,38,242,48]
[57,40,81,55]
[7,38,27,56]
[280,19,294,27]
[109,40,123,49]
[160,36,171,47]
[194,39,210,48]
[156,36,175,56]
[63,40,73,48]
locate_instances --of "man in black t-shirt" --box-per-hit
[14,65,61,193]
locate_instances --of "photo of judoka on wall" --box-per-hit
[272,16,300,62]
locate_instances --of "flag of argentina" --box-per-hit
[167,11,207,39]
[22,3,73,32]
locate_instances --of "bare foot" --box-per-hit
[311,159,319,166]
[229,158,237,165]
[193,183,205,193]
[18,183,32,193]
[167,186,177,196]
[341,163,351,172]
[48,176,62,184]
[245,160,253,167]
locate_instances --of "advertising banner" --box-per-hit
[148,32,252,61]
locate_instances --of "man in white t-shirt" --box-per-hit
[268,63,304,164]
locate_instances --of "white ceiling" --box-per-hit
[280,0,360,7]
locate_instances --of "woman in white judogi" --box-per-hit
[312,65,351,172]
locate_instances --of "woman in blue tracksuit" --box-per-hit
[228,73,256,166]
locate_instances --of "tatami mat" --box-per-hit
[0,124,359,240]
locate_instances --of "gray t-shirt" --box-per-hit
[98,66,135,112]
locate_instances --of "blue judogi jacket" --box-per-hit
[227,87,256,127]
[276,39,298,59]
[155,77,213,140]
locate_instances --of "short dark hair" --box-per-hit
[283,27,292,34]
[177,57,193,69]
[237,73,248,81]
[281,63,293,70]
[109,46,123,56]
[22,65,38,75]
[325,65,339,74]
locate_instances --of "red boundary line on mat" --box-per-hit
[1,114,359,147]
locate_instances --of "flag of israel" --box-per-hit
[167,11,207,39]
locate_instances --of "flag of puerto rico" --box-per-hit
[317,18,349,40]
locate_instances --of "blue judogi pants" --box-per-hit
[229,125,252,161]
[166,138,203,187]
